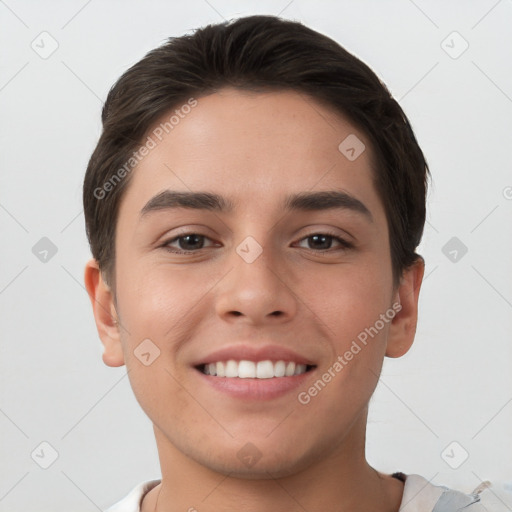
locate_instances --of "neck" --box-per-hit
[143,412,404,512]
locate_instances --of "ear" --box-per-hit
[385,257,425,358]
[84,259,125,367]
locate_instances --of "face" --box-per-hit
[106,88,405,477]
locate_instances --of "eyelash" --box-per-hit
[161,231,354,255]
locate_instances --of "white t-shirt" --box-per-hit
[104,473,511,511]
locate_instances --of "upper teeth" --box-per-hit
[202,360,308,378]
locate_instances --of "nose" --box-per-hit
[214,240,298,326]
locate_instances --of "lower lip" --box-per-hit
[194,368,316,400]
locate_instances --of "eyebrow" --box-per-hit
[140,190,373,222]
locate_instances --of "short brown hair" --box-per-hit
[83,14,429,290]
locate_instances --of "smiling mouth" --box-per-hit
[196,360,316,379]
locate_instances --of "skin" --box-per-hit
[85,87,424,512]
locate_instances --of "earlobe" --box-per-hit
[84,259,125,367]
[385,257,425,358]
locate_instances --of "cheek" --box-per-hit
[297,254,392,396]
[296,293,391,436]
[113,263,204,419]
[114,259,223,382]
[303,251,393,337]
[116,259,202,335]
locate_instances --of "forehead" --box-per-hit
[119,87,384,222]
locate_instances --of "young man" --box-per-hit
[83,15,499,512]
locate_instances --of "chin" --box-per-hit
[196,441,319,480]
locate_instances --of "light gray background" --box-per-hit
[1,1,511,511]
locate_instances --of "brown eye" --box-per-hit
[296,233,353,252]
[163,233,216,253]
